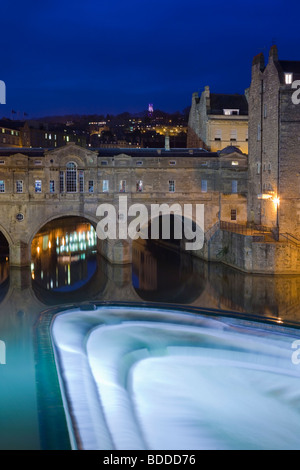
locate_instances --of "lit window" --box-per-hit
[50,180,55,193]
[201,180,207,193]
[285,73,293,85]
[66,162,77,193]
[16,180,23,193]
[136,180,143,192]
[35,180,42,193]
[231,209,237,221]
[169,180,175,192]
[89,180,94,193]
[231,161,239,166]
[0,180,5,193]
[103,180,109,192]
[119,180,126,193]
[232,180,238,193]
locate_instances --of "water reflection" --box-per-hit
[0,219,300,450]
[31,218,97,292]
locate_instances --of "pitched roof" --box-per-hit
[208,94,248,115]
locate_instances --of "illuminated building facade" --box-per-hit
[187,86,249,153]
[248,45,300,238]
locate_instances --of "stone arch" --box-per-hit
[28,210,99,247]
[138,202,205,253]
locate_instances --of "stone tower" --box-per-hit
[248,45,300,237]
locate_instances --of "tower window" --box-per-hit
[285,73,293,85]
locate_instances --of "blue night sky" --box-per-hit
[1,0,300,118]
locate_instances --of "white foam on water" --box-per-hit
[50,307,300,450]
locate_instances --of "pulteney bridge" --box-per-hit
[0,143,248,266]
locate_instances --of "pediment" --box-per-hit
[46,143,98,166]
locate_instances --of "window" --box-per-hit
[246,129,248,142]
[230,129,237,141]
[79,170,84,193]
[136,161,143,166]
[201,180,208,193]
[50,180,55,193]
[231,209,237,221]
[136,180,143,192]
[215,129,222,141]
[223,109,240,116]
[169,180,175,192]
[88,180,94,193]
[103,180,109,192]
[66,162,77,193]
[101,160,108,166]
[119,180,126,193]
[257,162,261,174]
[0,180,5,193]
[0,160,5,165]
[35,180,42,193]
[16,180,23,193]
[264,104,267,118]
[34,160,42,166]
[232,180,238,193]
[169,160,176,166]
[257,124,261,141]
[60,171,65,193]
[285,73,293,85]
[231,161,239,166]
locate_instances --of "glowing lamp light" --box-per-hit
[273,197,280,206]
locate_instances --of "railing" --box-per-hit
[205,221,220,241]
[220,221,253,235]
[280,233,300,247]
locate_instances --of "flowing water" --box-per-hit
[1,217,300,449]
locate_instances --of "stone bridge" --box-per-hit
[0,143,248,266]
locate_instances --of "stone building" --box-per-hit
[0,143,248,266]
[187,86,249,153]
[247,45,300,238]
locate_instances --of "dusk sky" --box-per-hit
[1,0,300,118]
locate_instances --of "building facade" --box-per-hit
[187,86,249,153]
[247,45,300,238]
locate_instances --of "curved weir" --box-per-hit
[50,306,300,450]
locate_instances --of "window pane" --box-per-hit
[60,171,64,193]
[79,170,84,193]
[119,180,126,193]
[35,180,42,193]
[66,162,77,193]
[103,180,109,192]
[201,180,207,193]
[50,180,55,193]
[16,180,23,193]
[0,180,5,193]
[136,180,143,192]
[169,180,175,192]
[89,180,94,193]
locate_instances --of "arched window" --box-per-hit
[66,162,77,193]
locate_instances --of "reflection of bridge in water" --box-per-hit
[1,242,300,328]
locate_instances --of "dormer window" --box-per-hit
[223,109,240,116]
[285,73,293,85]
